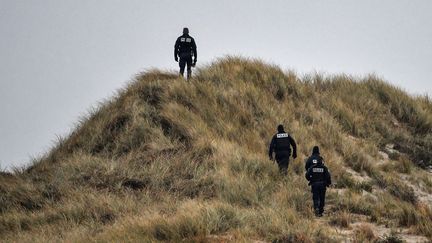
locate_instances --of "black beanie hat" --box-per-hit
[277,124,284,133]
[312,146,320,154]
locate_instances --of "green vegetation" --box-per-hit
[1,57,431,242]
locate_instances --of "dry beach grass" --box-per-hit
[1,57,431,242]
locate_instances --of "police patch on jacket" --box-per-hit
[180,37,192,43]
[312,168,324,173]
[277,133,288,138]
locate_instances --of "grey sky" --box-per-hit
[1,0,431,170]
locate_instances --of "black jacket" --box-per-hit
[305,163,331,186]
[268,132,297,158]
[174,34,197,59]
[305,154,324,171]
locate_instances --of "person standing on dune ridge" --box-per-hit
[174,27,197,79]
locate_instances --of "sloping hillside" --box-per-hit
[1,57,432,242]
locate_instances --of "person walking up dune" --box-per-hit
[268,124,297,175]
[305,146,332,217]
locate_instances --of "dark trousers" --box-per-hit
[276,156,290,175]
[179,56,192,79]
[311,182,326,214]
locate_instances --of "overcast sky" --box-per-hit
[1,0,431,170]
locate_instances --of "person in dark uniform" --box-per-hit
[174,27,197,79]
[268,124,297,175]
[305,146,332,217]
[305,146,324,171]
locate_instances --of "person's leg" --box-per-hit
[311,185,320,216]
[280,162,287,175]
[276,156,289,176]
[179,58,186,77]
[186,56,192,79]
[319,187,326,215]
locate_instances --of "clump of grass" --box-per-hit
[415,204,432,237]
[341,145,376,175]
[396,155,412,174]
[376,231,404,243]
[370,172,417,204]
[397,203,420,227]
[273,232,313,243]
[334,192,374,216]
[385,177,417,204]
[334,171,356,189]
[329,211,351,228]
[335,172,373,192]
[421,175,432,193]
[0,175,44,213]
[84,201,243,242]
[381,155,412,174]
[353,224,376,242]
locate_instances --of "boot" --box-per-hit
[187,70,192,80]
[314,209,320,217]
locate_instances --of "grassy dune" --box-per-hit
[1,57,432,242]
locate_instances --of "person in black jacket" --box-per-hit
[305,146,331,217]
[268,124,297,175]
[174,27,197,79]
[305,146,324,171]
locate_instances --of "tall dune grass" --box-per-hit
[1,57,431,242]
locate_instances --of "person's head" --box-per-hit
[312,146,320,155]
[183,27,189,35]
[277,124,285,133]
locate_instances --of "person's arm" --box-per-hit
[192,38,197,63]
[305,168,311,181]
[268,136,275,160]
[305,158,311,171]
[174,38,180,61]
[290,136,297,158]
